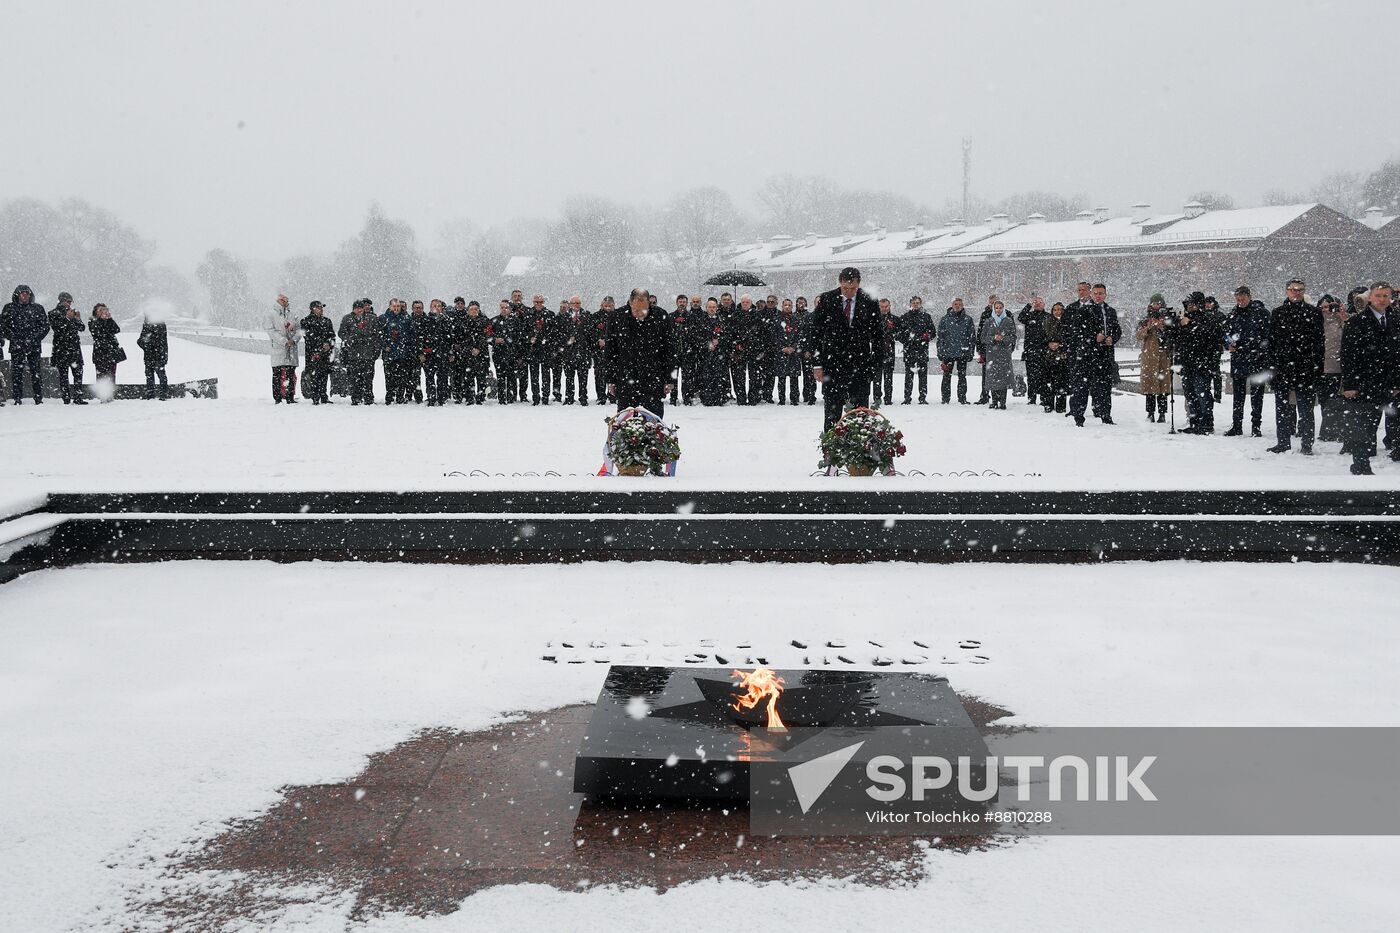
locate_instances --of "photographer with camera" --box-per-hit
[1174,292,1226,434]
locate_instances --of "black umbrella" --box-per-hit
[703,269,767,288]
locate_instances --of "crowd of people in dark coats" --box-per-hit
[0,285,168,404]
[1126,279,1400,474]
[8,275,1400,476]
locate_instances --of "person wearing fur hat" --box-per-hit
[1135,294,1173,422]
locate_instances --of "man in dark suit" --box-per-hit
[605,287,676,418]
[1063,282,1122,426]
[1340,281,1399,475]
[1267,278,1324,455]
[811,267,884,432]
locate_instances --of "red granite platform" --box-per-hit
[139,696,1009,927]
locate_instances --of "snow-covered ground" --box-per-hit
[0,335,1391,497]
[0,561,1397,932]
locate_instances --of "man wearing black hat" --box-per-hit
[300,301,336,405]
[811,267,884,432]
[0,285,50,404]
[49,291,88,404]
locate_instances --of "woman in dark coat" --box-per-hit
[137,316,170,400]
[1042,302,1070,413]
[89,304,124,397]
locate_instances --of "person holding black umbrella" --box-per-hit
[811,267,883,432]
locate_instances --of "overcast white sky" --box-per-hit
[7,0,1399,270]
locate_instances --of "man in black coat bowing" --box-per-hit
[605,288,676,418]
[812,267,884,432]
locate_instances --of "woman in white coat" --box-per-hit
[267,294,303,403]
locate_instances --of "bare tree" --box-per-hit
[1307,171,1365,215]
[660,186,742,282]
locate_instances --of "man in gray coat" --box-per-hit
[936,298,977,404]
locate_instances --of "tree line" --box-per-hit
[4,158,1398,329]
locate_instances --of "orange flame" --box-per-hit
[732,667,786,730]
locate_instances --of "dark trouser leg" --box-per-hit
[1068,362,1091,420]
[880,361,894,404]
[955,361,968,402]
[1274,385,1296,445]
[1296,387,1316,447]
[1090,369,1113,420]
[1231,372,1247,428]
[438,361,452,404]
[801,360,816,403]
[527,360,542,402]
[745,360,764,404]
[13,352,29,400]
[26,350,41,400]
[822,377,848,432]
[57,359,73,401]
[1317,375,1341,441]
[272,367,283,401]
[1344,399,1382,462]
[592,357,607,402]
[1185,373,1213,428]
[1024,358,1044,404]
[977,360,989,402]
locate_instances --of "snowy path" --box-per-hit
[0,561,1396,931]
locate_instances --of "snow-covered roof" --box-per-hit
[503,255,536,277]
[948,215,1146,256]
[1361,211,1398,231]
[1136,203,1315,246]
